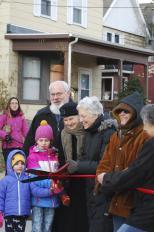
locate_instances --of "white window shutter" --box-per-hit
[33,0,41,17]
[82,0,87,28]
[67,0,73,24]
[51,0,58,21]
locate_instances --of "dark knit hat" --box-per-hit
[60,102,78,117]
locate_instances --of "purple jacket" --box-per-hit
[0,149,52,217]
[0,113,29,149]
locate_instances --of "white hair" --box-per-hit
[49,80,70,93]
[77,96,104,116]
[140,104,154,125]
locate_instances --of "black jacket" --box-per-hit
[23,106,64,161]
[54,135,88,232]
[102,138,154,232]
[77,115,115,232]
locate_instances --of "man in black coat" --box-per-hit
[23,80,71,161]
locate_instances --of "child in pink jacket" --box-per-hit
[27,120,70,232]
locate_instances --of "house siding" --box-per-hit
[124,32,145,48]
[9,0,103,40]
[103,27,146,48]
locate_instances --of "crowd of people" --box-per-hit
[0,80,154,232]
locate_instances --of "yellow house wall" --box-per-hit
[0,3,10,83]
[9,0,103,40]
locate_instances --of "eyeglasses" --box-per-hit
[117,109,130,114]
[50,92,64,98]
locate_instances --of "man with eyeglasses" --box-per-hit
[23,80,71,160]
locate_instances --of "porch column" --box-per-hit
[64,51,68,82]
[144,64,148,99]
[118,59,123,90]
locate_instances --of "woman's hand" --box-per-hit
[51,180,64,194]
[97,172,106,184]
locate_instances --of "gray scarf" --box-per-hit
[61,122,85,161]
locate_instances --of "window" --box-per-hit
[115,34,120,43]
[101,77,113,100]
[104,31,124,45]
[78,68,92,100]
[33,0,57,21]
[73,0,82,24]
[67,0,87,28]
[41,0,51,16]
[107,32,112,42]
[22,57,41,101]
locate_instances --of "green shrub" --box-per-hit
[118,75,145,102]
[0,79,9,113]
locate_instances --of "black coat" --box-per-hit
[102,138,154,232]
[23,106,64,162]
[77,115,115,232]
[53,135,88,232]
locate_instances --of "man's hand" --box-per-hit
[97,172,106,184]
[67,160,78,173]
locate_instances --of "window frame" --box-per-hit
[103,31,124,45]
[107,32,112,42]
[73,2,82,25]
[18,54,50,104]
[67,0,87,28]
[41,0,51,18]
[101,76,114,101]
[33,0,57,21]
[78,68,92,101]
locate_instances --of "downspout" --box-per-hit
[68,37,78,87]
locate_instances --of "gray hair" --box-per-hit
[140,104,154,125]
[77,96,103,116]
[49,81,70,93]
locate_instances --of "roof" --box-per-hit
[5,32,153,56]
[103,0,113,16]
[103,0,150,38]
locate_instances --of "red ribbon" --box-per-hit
[48,173,96,179]
[136,187,154,195]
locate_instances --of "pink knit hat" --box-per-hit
[35,120,53,141]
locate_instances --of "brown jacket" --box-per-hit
[96,125,149,217]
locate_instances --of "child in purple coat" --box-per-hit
[0,149,52,232]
